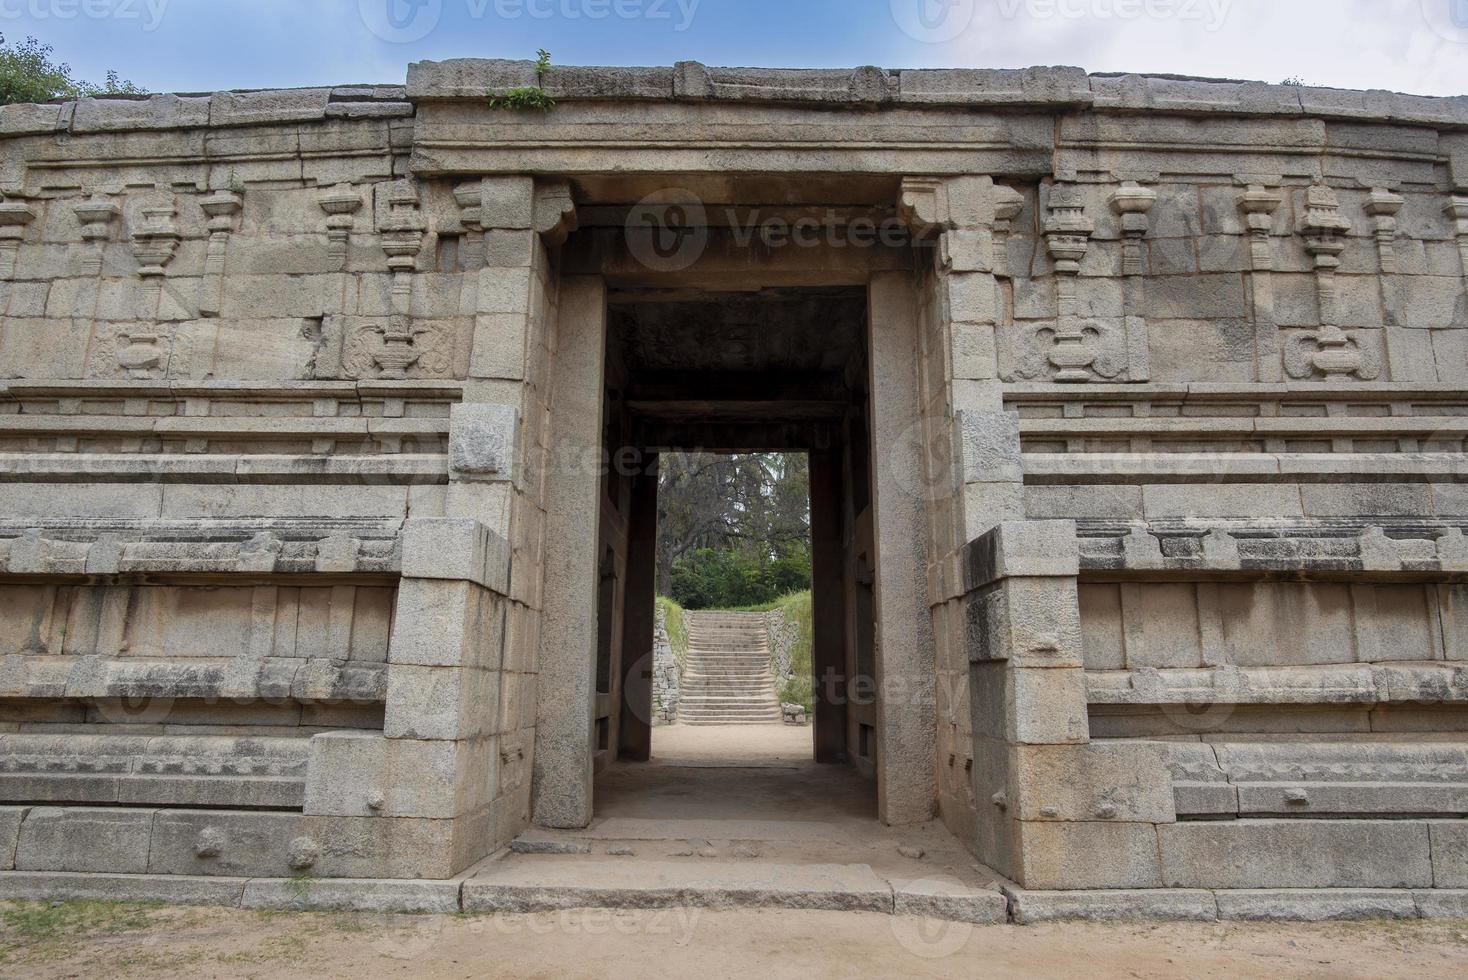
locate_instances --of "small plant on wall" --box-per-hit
[487,49,555,112]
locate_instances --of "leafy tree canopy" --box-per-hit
[0,34,143,106]
[658,453,812,609]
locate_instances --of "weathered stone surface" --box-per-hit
[14,807,155,873]
[3,57,1468,898]
[0,871,247,906]
[1158,821,1433,889]
[1213,889,1419,921]
[1005,887,1218,924]
[890,878,1009,924]
[463,858,893,914]
[240,877,460,913]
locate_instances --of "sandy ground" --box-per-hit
[2,902,1467,979]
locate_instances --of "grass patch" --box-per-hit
[657,595,689,672]
[769,591,813,713]
[0,900,167,964]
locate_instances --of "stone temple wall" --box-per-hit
[0,60,1466,893]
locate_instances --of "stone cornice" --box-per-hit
[4,63,1466,139]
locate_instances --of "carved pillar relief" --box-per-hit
[1109,180,1157,383]
[1299,183,1351,326]
[1035,184,1101,383]
[198,189,243,317]
[357,182,428,380]
[0,195,36,281]
[318,183,363,268]
[129,197,180,278]
[1447,196,1468,287]
[1288,183,1378,382]
[1239,183,1284,381]
[72,194,120,277]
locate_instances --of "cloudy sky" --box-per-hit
[5,0,1468,97]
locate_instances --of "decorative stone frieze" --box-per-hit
[318,183,363,267]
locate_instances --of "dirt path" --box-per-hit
[3,902,1467,979]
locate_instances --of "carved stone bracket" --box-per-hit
[130,198,180,278]
[1364,188,1404,274]
[372,184,428,380]
[1298,183,1352,325]
[199,189,243,317]
[1108,180,1157,277]
[534,180,578,247]
[454,176,578,246]
[0,194,36,281]
[72,194,120,276]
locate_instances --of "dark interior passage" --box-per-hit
[588,287,883,794]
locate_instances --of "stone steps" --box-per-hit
[679,611,782,725]
[464,853,1008,922]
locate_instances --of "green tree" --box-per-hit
[0,34,143,106]
[658,452,813,608]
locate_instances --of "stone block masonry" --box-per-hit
[1,59,1468,900]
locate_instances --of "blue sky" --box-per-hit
[3,0,1468,97]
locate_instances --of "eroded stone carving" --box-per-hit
[318,182,363,267]
[87,323,191,380]
[1282,326,1383,382]
[0,193,36,280]
[1365,188,1404,274]
[72,194,121,276]
[1109,180,1157,276]
[130,197,180,277]
[199,189,243,317]
[1298,183,1352,325]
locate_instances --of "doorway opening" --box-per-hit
[590,287,881,825]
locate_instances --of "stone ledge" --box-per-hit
[1087,663,1468,707]
[403,61,1468,129]
[461,858,896,915]
[10,64,1456,137]
[1005,886,1467,923]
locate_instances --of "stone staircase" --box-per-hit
[679,611,782,725]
